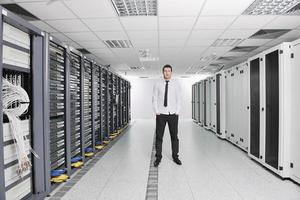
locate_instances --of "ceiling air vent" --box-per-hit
[138,49,159,62]
[217,56,237,61]
[111,0,157,16]
[104,40,133,48]
[250,29,291,39]
[139,76,149,78]
[77,48,91,54]
[243,0,300,15]
[185,65,204,74]
[212,39,243,47]
[230,46,259,52]
[2,4,40,21]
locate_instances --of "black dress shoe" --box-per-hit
[173,158,182,165]
[154,159,161,167]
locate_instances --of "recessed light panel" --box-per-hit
[243,0,300,15]
[111,0,157,16]
[230,46,259,52]
[250,29,291,39]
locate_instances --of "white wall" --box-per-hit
[127,75,209,119]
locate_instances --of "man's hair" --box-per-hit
[162,64,172,72]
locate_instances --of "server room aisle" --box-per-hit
[51,120,300,200]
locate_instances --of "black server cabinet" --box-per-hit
[83,59,93,153]
[192,85,195,120]
[216,74,221,135]
[49,41,67,174]
[69,52,83,161]
[250,58,260,159]
[265,50,279,169]
[101,68,109,141]
[94,65,102,146]
[107,72,114,135]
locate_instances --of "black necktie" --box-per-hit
[164,80,169,107]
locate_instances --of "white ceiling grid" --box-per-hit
[0,0,297,76]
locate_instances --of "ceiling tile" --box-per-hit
[83,18,123,31]
[189,30,224,40]
[50,32,72,42]
[158,0,205,16]
[159,31,190,40]
[265,16,300,29]
[29,20,57,32]
[238,39,272,46]
[132,40,158,48]
[201,0,254,15]
[220,29,258,39]
[127,31,158,41]
[64,0,117,18]
[64,32,99,41]
[159,17,196,30]
[78,41,107,49]
[186,39,215,46]
[95,31,129,40]
[229,15,276,29]
[159,40,186,47]
[120,17,157,30]
[194,16,236,29]
[46,19,89,32]
[18,1,76,20]
[182,47,207,56]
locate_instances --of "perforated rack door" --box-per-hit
[101,68,109,140]
[49,41,67,172]
[83,59,93,151]
[94,66,102,145]
[69,52,82,159]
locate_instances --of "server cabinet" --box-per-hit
[194,82,199,123]
[100,67,109,141]
[205,78,211,129]
[192,84,195,120]
[289,39,300,184]
[94,65,102,146]
[210,77,216,133]
[248,43,291,178]
[200,80,205,126]
[197,82,202,125]
[69,50,84,163]
[225,68,234,140]
[1,7,46,200]
[216,71,226,139]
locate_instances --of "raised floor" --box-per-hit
[48,119,300,200]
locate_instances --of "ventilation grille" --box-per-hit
[185,65,204,74]
[104,40,133,48]
[243,0,300,15]
[111,0,157,16]
[2,4,40,21]
[212,39,243,47]
[199,54,218,62]
[217,56,237,61]
[250,29,291,39]
[230,46,259,52]
[77,48,91,54]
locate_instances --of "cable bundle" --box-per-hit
[2,77,39,176]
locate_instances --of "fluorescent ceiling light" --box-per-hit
[111,0,157,16]
[243,0,300,15]
[138,49,159,62]
[249,29,291,39]
[212,39,243,47]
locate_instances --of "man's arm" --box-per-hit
[152,83,159,115]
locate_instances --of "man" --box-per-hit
[152,64,182,167]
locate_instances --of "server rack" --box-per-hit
[194,82,199,123]
[248,43,291,178]
[83,59,94,155]
[101,67,109,141]
[192,84,195,120]
[215,71,226,139]
[69,50,84,163]
[94,65,102,146]
[0,7,46,200]
[210,77,216,133]
[107,71,114,136]
[48,37,71,186]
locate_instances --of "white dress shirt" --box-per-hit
[152,78,181,115]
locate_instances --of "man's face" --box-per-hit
[163,67,172,80]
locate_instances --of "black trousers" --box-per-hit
[155,114,179,160]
